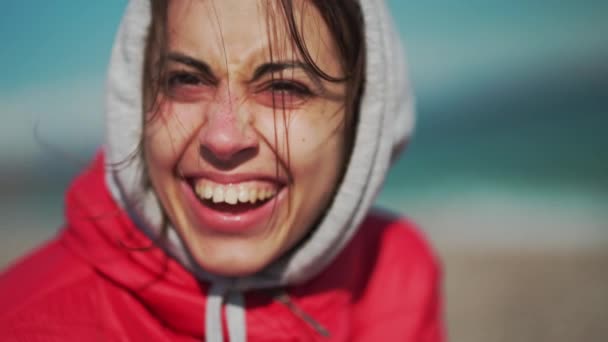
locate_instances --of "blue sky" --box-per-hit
[1,2,125,91]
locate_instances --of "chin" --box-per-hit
[194,251,273,277]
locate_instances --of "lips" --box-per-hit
[181,173,287,234]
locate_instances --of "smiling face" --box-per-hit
[143,0,349,276]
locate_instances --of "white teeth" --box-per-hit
[225,186,238,205]
[203,185,214,199]
[212,186,224,203]
[238,187,249,203]
[249,189,258,204]
[195,183,204,198]
[194,181,279,205]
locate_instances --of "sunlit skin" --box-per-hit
[143,0,349,276]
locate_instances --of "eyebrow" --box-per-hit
[167,52,215,76]
[250,61,320,84]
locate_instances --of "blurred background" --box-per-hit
[1,1,607,341]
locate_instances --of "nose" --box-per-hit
[198,99,258,168]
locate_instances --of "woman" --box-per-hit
[0,0,443,340]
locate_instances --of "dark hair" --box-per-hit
[139,0,366,241]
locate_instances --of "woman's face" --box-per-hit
[144,0,349,276]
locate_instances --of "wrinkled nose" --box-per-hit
[198,101,258,168]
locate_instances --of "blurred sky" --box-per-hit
[1,1,607,250]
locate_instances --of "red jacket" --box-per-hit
[0,156,443,341]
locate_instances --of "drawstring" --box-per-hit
[205,285,329,341]
[206,283,247,342]
[205,284,225,342]
[226,291,246,341]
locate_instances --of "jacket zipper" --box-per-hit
[274,291,331,338]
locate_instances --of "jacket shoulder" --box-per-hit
[0,238,110,340]
[358,208,440,268]
[348,209,444,341]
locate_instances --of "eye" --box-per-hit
[167,71,205,87]
[254,80,315,109]
[163,71,212,102]
[266,80,313,97]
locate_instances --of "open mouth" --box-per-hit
[181,175,288,234]
[187,178,284,214]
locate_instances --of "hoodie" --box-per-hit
[0,0,443,341]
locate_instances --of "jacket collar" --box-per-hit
[61,152,207,337]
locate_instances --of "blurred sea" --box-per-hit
[378,44,608,248]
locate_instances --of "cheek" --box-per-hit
[144,101,207,168]
[291,122,341,165]
[256,105,347,172]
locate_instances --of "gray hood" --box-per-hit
[104,0,414,340]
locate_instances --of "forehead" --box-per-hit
[166,0,341,72]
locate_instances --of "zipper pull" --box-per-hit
[274,291,331,338]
